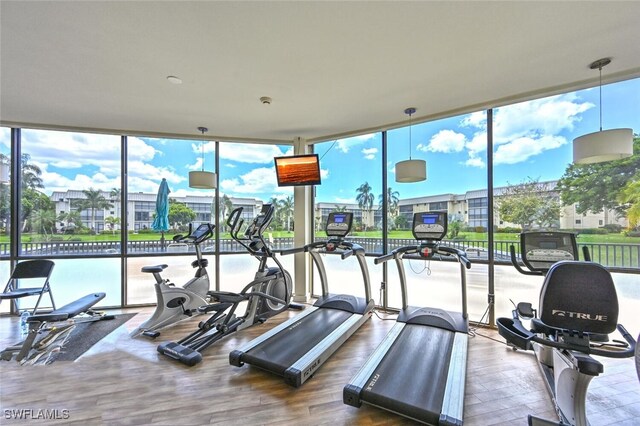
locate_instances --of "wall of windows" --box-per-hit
[0,80,637,329]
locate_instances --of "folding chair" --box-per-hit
[0,260,56,314]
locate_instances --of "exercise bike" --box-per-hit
[157,204,293,366]
[497,231,636,426]
[130,223,214,338]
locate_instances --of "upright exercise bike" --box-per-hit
[497,231,636,426]
[130,223,214,338]
[158,204,293,366]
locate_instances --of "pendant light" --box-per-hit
[395,107,426,183]
[189,126,217,189]
[573,58,633,164]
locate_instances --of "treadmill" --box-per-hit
[344,211,471,425]
[230,212,374,387]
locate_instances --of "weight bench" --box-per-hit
[1,292,113,363]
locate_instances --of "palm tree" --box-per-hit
[110,188,121,223]
[218,194,234,231]
[30,206,56,236]
[269,196,283,230]
[355,181,374,232]
[105,216,121,235]
[378,187,400,216]
[334,205,347,212]
[20,153,44,191]
[280,195,294,231]
[57,210,82,232]
[73,188,113,234]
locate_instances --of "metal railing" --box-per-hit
[1,237,638,269]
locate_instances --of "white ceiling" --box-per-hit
[1,1,640,145]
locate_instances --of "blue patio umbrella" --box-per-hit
[151,178,171,248]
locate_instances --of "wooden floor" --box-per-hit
[0,306,638,425]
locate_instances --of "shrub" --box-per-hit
[496,227,521,233]
[576,228,608,235]
[624,230,640,237]
[602,224,623,233]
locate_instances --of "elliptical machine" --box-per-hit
[130,223,214,338]
[497,231,636,426]
[157,204,292,366]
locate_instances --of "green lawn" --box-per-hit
[4,230,639,244]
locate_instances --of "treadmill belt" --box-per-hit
[361,324,454,424]
[242,308,353,375]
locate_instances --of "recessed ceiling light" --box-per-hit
[166,75,182,84]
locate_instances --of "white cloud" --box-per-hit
[336,133,376,153]
[361,147,378,160]
[218,143,286,164]
[333,197,355,204]
[225,163,236,168]
[464,156,485,168]
[494,135,567,164]
[220,167,283,194]
[493,94,592,145]
[419,129,466,153]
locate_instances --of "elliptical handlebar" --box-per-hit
[510,245,542,276]
[227,207,244,240]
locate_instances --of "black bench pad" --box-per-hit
[28,293,105,323]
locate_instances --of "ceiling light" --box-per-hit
[573,58,633,164]
[260,96,272,105]
[189,127,217,189]
[395,108,426,183]
[166,75,182,85]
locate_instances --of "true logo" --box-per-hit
[552,310,608,322]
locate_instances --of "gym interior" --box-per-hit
[1,2,639,425]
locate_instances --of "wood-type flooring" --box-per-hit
[0,306,638,425]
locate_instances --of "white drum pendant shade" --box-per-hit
[189,171,217,189]
[573,128,633,164]
[395,159,427,183]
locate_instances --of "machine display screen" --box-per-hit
[421,214,438,224]
[411,211,447,241]
[520,231,578,272]
[326,212,353,237]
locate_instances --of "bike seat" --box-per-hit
[141,264,169,273]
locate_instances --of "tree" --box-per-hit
[280,195,294,231]
[394,215,408,230]
[334,205,347,212]
[110,188,121,222]
[58,210,83,233]
[72,188,113,233]
[30,205,56,236]
[557,136,639,218]
[20,153,44,191]
[168,199,196,230]
[218,194,234,232]
[356,181,374,232]
[618,179,640,230]
[497,178,560,231]
[17,154,47,232]
[105,216,121,235]
[378,187,400,216]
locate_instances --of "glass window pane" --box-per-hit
[386,114,488,321]
[20,129,122,256]
[492,78,640,323]
[0,261,11,313]
[218,141,293,291]
[0,128,10,259]
[40,258,121,307]
[313,134,383,296]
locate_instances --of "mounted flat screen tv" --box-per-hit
[274,154,322,187]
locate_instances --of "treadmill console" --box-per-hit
[412,212,447,241]
[520,231,578,273]
[326,212,353,237]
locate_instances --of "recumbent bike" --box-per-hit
[497,231,636,426]
[158,204,293,366]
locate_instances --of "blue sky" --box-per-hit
[1,78,638,204]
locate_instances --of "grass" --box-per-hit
[7,230,639,244]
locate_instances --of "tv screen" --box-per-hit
[274,154,322,187]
